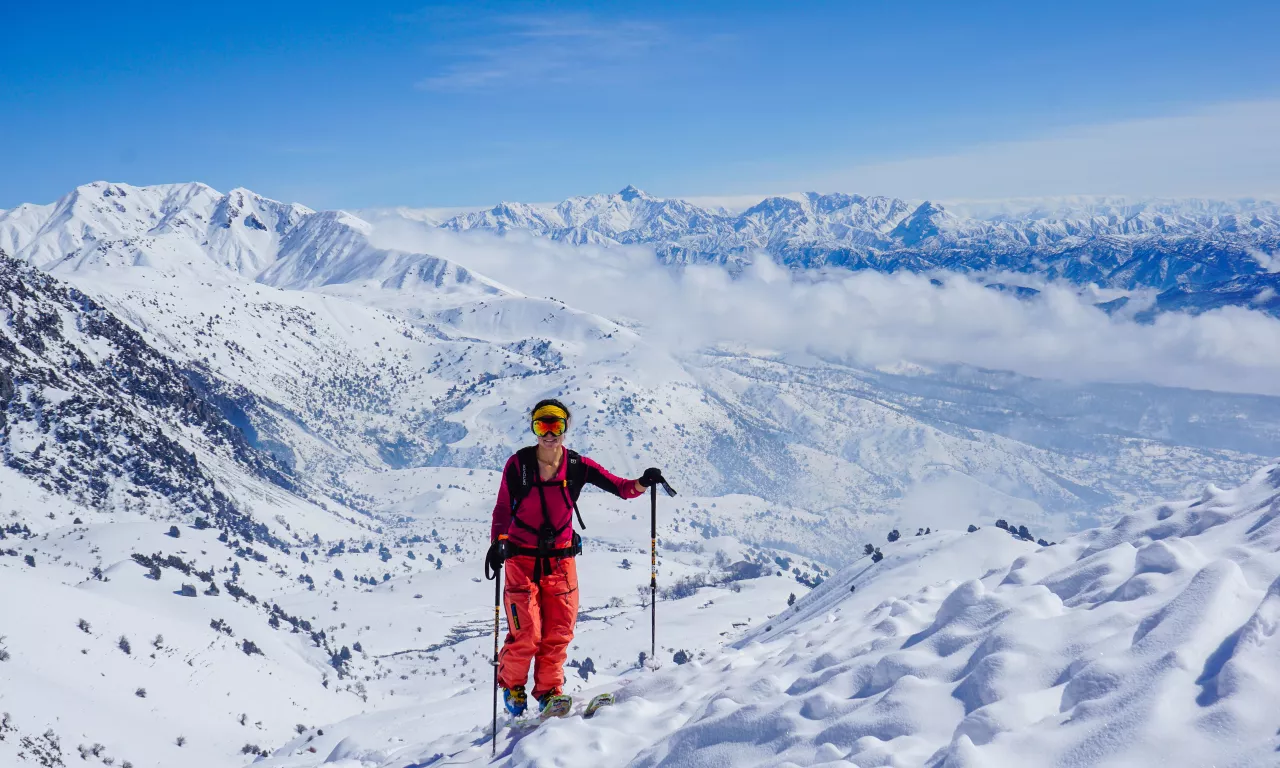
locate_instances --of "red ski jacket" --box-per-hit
[490,448,642,548]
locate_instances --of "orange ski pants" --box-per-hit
[497,555,579,698]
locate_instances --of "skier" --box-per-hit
[486,398,666,718]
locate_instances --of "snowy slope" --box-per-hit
[0,456,824,768]
[269,462,1280,768]
[64,258,1272,556]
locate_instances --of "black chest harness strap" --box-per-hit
[507,447,586,581]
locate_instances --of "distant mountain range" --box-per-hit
[420,186,1280,317]
[5,181,1278,318]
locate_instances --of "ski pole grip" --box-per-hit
[650,485,657,538]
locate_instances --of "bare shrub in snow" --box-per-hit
[19,729,63,766]
[659,573,706,600]
[117,636,130,655]
[76,743,105,759]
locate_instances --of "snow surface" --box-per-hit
[257,464,1280,768]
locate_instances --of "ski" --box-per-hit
[539,694,573,720]
[583,692,614,718]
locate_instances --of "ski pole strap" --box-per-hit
[484,535,509,581]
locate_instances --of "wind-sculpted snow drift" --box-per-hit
[267,463,1280,767]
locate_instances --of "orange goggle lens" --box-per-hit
[531,417,566,437]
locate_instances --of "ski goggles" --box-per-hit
[531,417,567,437]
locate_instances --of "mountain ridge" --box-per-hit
[7,180,1279,312]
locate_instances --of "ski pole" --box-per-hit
[650,484,657,664]
[649,477,677,667]
[492,567,500,756]
[486,535,507,756]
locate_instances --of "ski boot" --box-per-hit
[503,685,528,717]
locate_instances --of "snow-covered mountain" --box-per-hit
[3,180,1280,767]
[0,181,498,301]
[2,181,1275,542]
[0,252,291,541]
[428,187,1280,315]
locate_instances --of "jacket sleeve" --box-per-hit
[491,456,516,542]
[581,455,643,500]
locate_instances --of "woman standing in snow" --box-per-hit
[486,398,665,717]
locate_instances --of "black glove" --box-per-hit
[638,467,666,488]
[484,537,510,580]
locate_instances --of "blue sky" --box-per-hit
[4,0,1280,210]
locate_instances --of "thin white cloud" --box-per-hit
[803,99,1280,201]
[1248,247,1280,273]
[417,14,667,91]
[368,222,1280,398]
